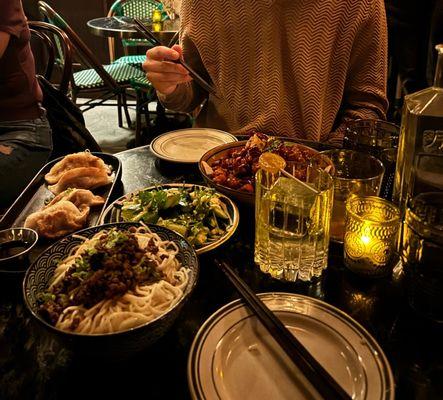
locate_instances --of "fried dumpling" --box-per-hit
[45,152,110,185]
[46,188,104,211]
[47,167,112,195]
[24,201,89,239]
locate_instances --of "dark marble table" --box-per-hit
[0,146,442,400]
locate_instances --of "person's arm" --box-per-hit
[0,0,24,59]
[0,31,11,59]
[144,30,210,114]
[327,0,389,145]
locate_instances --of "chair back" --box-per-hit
[38,1,120,92]
[29,21,73,95]
[109,0,162,20]
[30,28,55,78]
[107,0,162,62]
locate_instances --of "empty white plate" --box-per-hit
[188,293,394,400]
[150,128,237,163]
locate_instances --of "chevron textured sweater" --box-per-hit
[159,0,388,144]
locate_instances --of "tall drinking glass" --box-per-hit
[254,159,334,282]
[321,150,385,242]
[401,192,443,321]
[344,119,399,153]
[344,119,399,200]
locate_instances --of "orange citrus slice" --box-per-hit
[258,152,286,174]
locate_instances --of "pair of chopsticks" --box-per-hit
[131,18,219,98]
[214,259,351,400]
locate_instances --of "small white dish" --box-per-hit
[150,128,237,163]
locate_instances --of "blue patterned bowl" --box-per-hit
[23,222,199,358]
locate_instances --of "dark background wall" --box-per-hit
[23,0,115,64]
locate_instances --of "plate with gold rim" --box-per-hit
[150,128,237,164]
[188,292,395,400]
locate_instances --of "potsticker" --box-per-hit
[46,188,104,211]
[24,201,89,239]
[47,167,112,195]
[45,152,110,185]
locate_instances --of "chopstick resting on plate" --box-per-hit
[131,18,219,98]
[214,259,351,400]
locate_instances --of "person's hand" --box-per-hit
[143,44,192,95]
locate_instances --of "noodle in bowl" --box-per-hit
[23,223,199,357]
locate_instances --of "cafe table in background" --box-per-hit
[87,16,179,49]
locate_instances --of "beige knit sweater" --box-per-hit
[159,0,388,144]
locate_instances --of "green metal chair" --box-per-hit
[107,1,183,145]
[113,54,147,68]
[129,75,192,147]
[38,1,144,128]
[126,25,184,146]
[130,76,154,146]
[107,0,163,65]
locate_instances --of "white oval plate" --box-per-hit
[188,293,394,400]
[150,128,237,163]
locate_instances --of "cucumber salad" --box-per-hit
[117,186,231,247]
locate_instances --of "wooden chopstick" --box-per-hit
[168,30,180,47]
[132,18,219,98]
[214,259,351,400]
[132,18,163,45]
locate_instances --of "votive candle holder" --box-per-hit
[344,196,400,277]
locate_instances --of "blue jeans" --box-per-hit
[0,115,52,209]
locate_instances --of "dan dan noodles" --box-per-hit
[37,226,189,334]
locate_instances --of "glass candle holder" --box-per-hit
[321,150,385,242]
[344,196,400,277]
[401,192,443,322]
[152,9,162,23]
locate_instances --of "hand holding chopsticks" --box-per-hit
[214,259,351,400]
[131,18,219,98]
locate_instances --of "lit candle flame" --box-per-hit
[360,235,371,245]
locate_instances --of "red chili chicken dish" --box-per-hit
[209,133,315,193]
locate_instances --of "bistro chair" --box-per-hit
[38,1,145,128]
[28,21,73,96]
[129,29,185,146]
[28,22,102,159]
[107,0,162,65]
[130,75,154,146]
[130,76,192,147]
[128,25,182,147]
